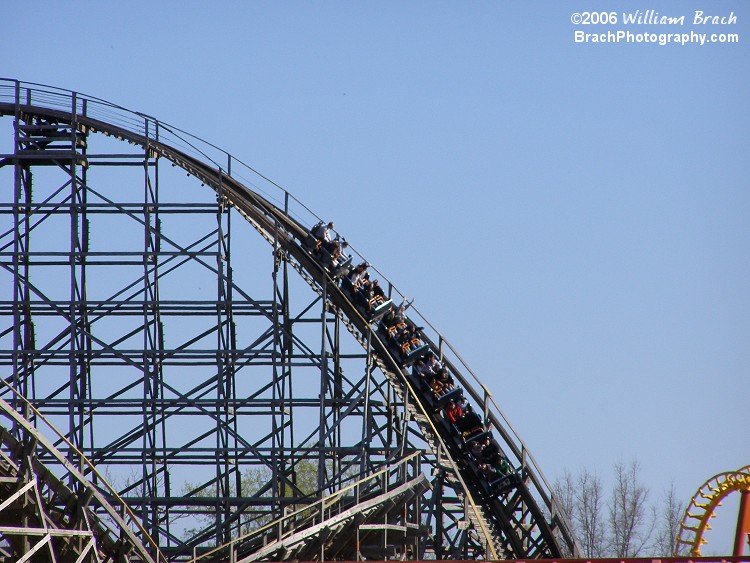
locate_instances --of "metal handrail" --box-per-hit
[191,451,422,562]
[0,77,579,555]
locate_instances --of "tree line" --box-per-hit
[553,459,685,557]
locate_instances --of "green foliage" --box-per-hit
[180,458,322,541]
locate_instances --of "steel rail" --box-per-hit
[0,77,580,558]
[0,380,166,562]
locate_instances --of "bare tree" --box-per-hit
[556,461,688,557]
[608,459,656,557]
[553,469,578,556]
[554,468,606,557]
[553,470,576,522]
[577,468,606,557]
[654,482,685,556]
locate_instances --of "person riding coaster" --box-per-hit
[304,221,352,277]
[304,222,520,499]
[338,262,393,322]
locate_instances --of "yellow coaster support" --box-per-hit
[676,466,750,556]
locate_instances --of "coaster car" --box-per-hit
[488,470,522,495]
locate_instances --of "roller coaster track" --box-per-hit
[676,466,750,556]
[0,78,579,561]
[0,385,165,562]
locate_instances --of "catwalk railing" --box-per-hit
[0,77,580,558]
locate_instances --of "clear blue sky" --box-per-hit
[3,0,748,553]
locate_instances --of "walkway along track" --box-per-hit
[0,78,580,560]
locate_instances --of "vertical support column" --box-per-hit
[386,375,393,448]
[360,331,374,483]
[11,108,33,421]
[271,222,282,518]
[317,284,328,498]
[142,118,163,547]
[434,469,445,560]
[413,453,422,559]
[215,168,236,544]
[734,489,750,556]
[12,85,33,556]
[332,314,342,488]
[69,92,91,477]
[281,193,294,491]
[225,180,239,539]
[271,214,294,520]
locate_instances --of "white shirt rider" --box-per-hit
[314,222,334,243]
